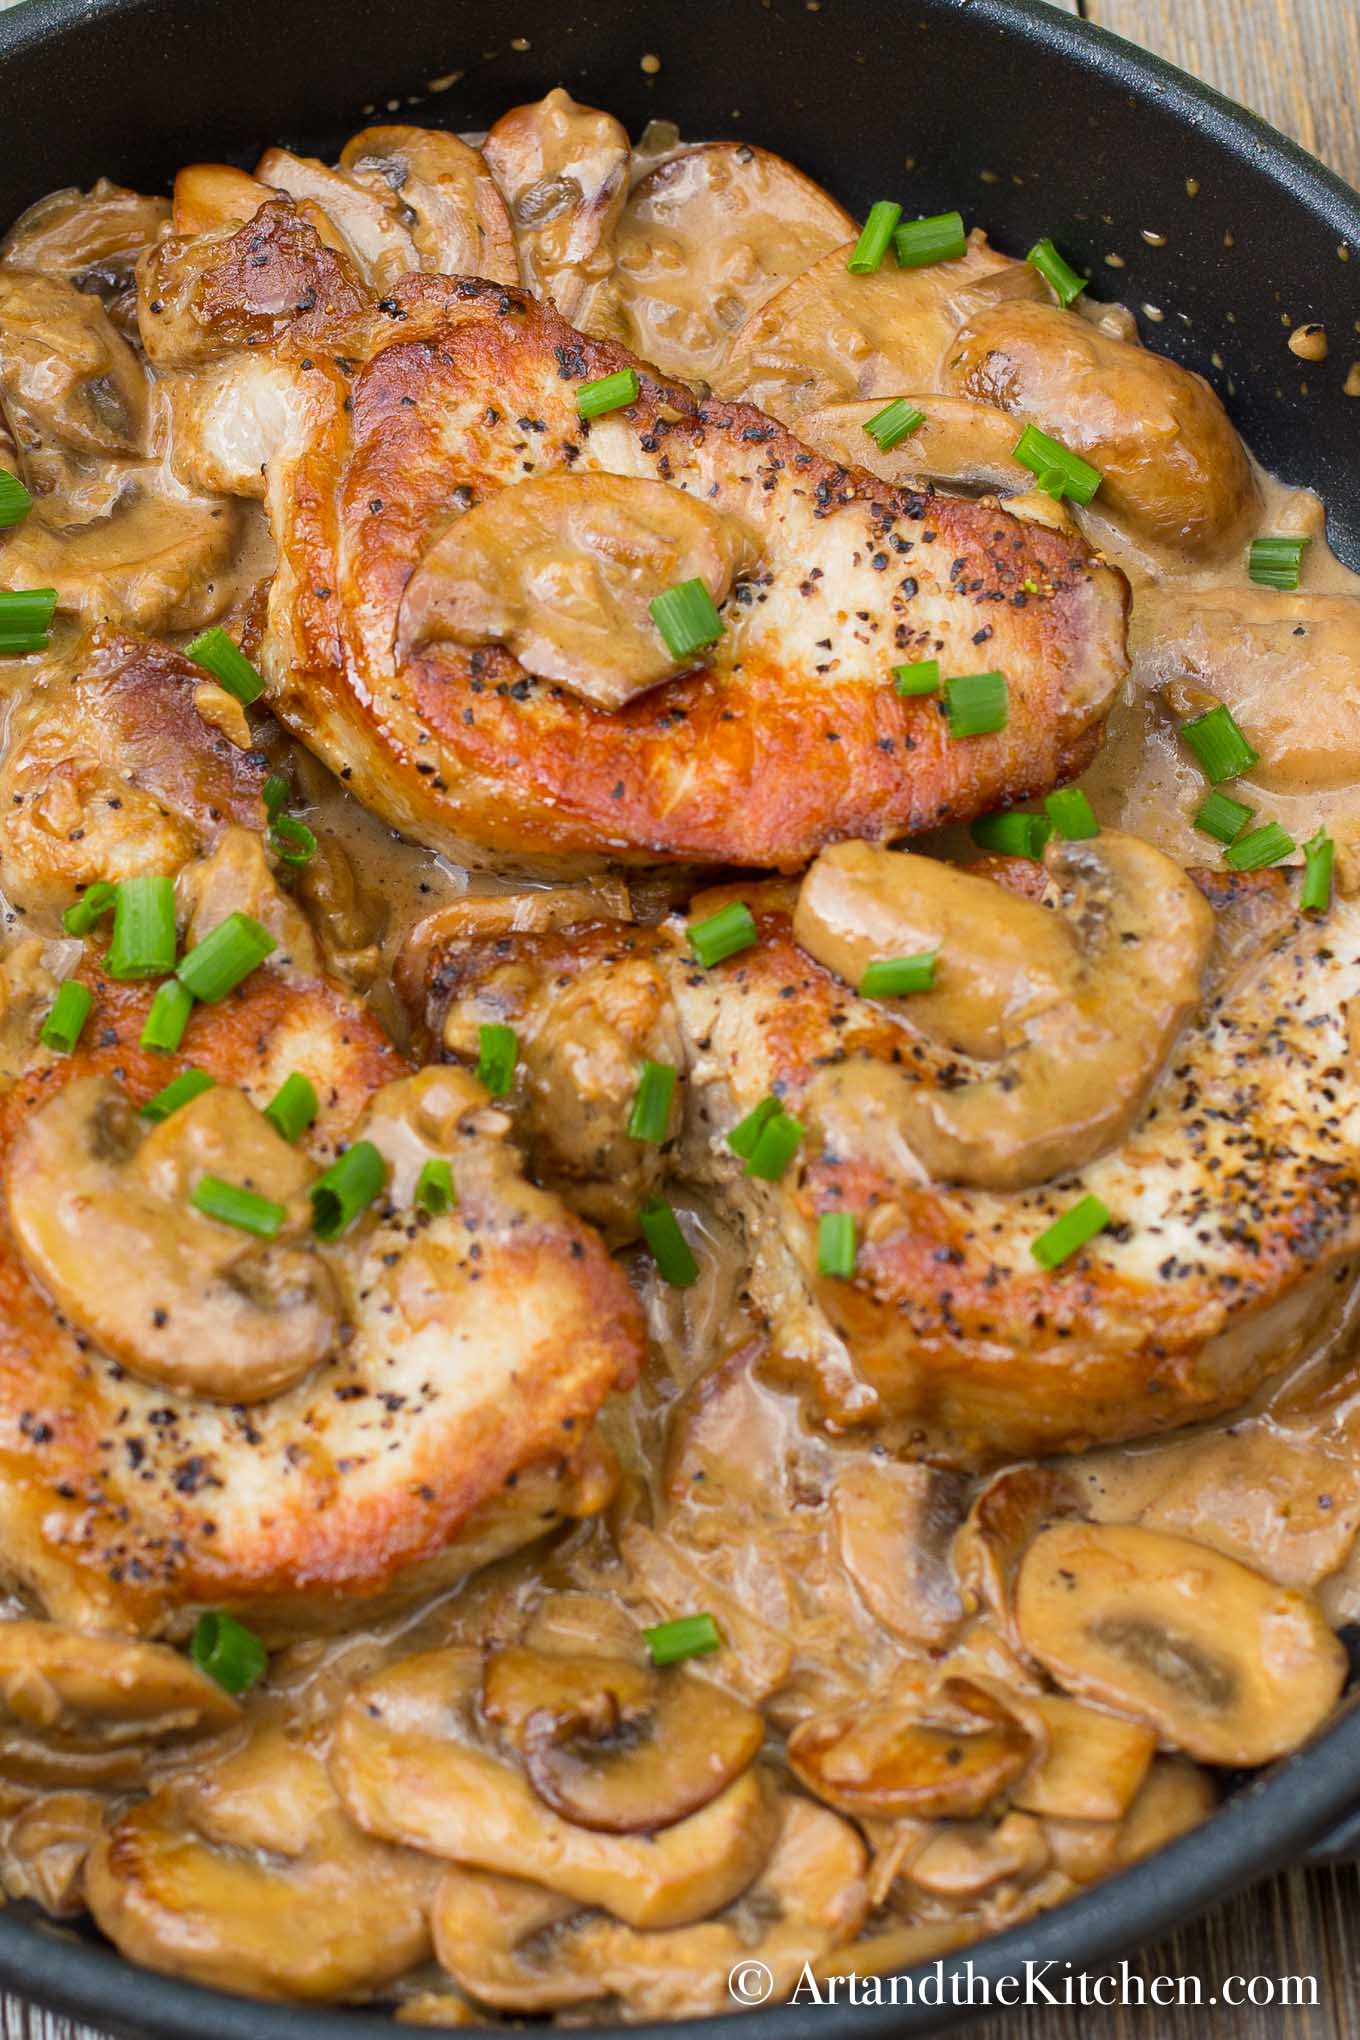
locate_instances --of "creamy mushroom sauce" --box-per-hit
[0,97,1358,2021]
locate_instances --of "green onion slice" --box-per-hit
[944,670,1009,739]
[688,900,757,969]
[643,1613,722,1667]
[1044,788,1100,840]
[577,367,640,420]
[0,470,32,529]
[893,658,940,697]
[176,912,277,1002]
[311,1140,388,1239]
[1301,828,1334,914]
[1194,789,1254,846]
[1224,820,1296,872]
[1248,534,1310,591]
[650,578,724,661]
[1027,236,1088,307]
[269,814,317,866]
[1013,424,1102,506]
[847,200,902,274]
[1031,1193,1111,1270]
[191,1174,287,1238]
[190,1611,267,1696]
[893,210,967,269]
[745,1109,804,1182]
[727,1095,782,1161]
[141,1068,215,1123]
[863,399,925,454]
[818,1210,857,1280]
[263,1071,319,1143]
[183,626,265,705]
[105,875,177,981]
[860,952,937,998]
[1180,704,1259,785]
[475,1022,518,1097]
[62,881,117,939]
[414,1156,456,1216]
[627,1060,678,1144]
[262,772,291,820]
[971,811,1051,859]
[638,1197,699,1288]
[140,977,195,1055]
[0,586,57,654]
[40,980,92,1055]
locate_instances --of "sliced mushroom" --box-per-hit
[482,1645,763,1833]
[0,1621,237,1749]
[1,1789,109,1914]
[398,473,753,710]
[172,163,273,236]
[1,178,169,335]
[254,147,417,290]
[905,1810,1052,1900]
[86,1726,436,2000]
[6,1076,339,1402]
[943,299,1258,560]
[797,833,1214,1191]
[330,1647,779,1927]
[340,126,518,284]
[599,142,854,387]
[1,479,244,634]
[1114,1757,1216,1866]
[952,1465,1087,1640]
[1014,1523,1348,1766]
[482,90,632,312]
[431,1866,598,2012]
[1007,1693,1155,1821]
[796,396,1029,496]
[787,1676,1035,1820]
[0,269,147,520]
[176,825,320,974]
[830,1459,966,1647]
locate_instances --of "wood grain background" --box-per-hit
[1,0,1359,2034]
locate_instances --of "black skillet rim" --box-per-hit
[0,0,1358,2033]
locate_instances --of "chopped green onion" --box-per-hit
[191,1174,286,1238]
[863,399,925,454]
[1013,424,1102,506]
[688,900,757,969]
[62,881,117,938]
[1027,236,1087,308]
[176,912,276,1002]
[190,1611,267,1696]
[1180,704,1259,785]
[971,811,1051,859]
[141,1068,215,1123]
[1031,1193,1111,1269]
[1193,789,1254,845]
[263,1071,318,1143]
[627,1060,677,1144]
[944,671,1009,739]
[638,1196,699,1288]
[310,1139,387,1239]
[40,980,92,1054]
[269,814,317,866]
[859,952,938,998]
[643,1613,721,1667]
[475,1022,518,1097]
[576,367,640,420]
[414,1156,456,1215]
[649,578,724,661]
[1224,820,1296,872]
[893,210,967,269]
[818,1210,857,1280]
[847,200,902,274]
[1248,534,1310,591]
[893,658,940,697]
[1044,788,1100,840]
[1301,828,1334,914]
[183,626,265,705]
[727,1095,782,1161]
[745,1109,804,1182]
[0,470,32,528]
[262,772,291,820]
[140,978,195,1054]
[105,875,177,981]
[0,587,57,654]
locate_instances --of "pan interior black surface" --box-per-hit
[0,0,1359,2035]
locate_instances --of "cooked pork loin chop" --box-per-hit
[140,201,1129,873]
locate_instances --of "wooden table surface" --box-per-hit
[2,0,1359,2036]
